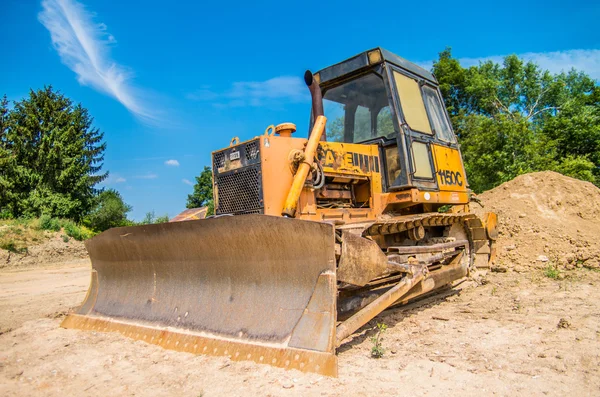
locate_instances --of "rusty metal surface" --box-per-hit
[288,272,336,352]
[62,314,337,377]
[366,212,475,236]
[337,231,389,286]
[304,70,325,140]
[387,240,468,254]
[394,252,467,305]
[67,215,337,356]
[484,212,499,240]
[169,207,208,222]
[335,267,426,346]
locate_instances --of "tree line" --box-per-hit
[300,50,599,194]
[433,49,599,192]
[2,50,598,235]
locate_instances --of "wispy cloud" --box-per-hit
[182,178,194,186]
[187,76,309,107]
[164,159,180,167]
[115,177,126,183]
[135,173,158,179]
[38,0,157,122]
[418,49,600,80]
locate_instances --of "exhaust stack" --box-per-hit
[304,70,326,141]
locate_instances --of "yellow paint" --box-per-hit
[318,141,379,176]
[385,188,469,208]
[213,128,469,224]
[431,144,468,192]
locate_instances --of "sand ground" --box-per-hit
[1,261,598,396]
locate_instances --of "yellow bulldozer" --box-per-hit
[62,48,497,377]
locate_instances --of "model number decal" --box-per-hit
[319,149,379,173]
[437,170,463,186]
[229,151,240,160]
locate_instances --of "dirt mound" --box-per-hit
[0,234,87,270]
[474,171,600,271]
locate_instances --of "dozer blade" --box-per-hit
[62,215,338,376]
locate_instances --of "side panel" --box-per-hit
[431,144,468,192]
[318,141,382,182]
[260,135,307,216]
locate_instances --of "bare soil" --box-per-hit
[1,171,599,396]
[0,235,87,270]
[473,171,600,272]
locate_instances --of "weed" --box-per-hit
[0,240,27,254]
[39,215,61,232]
[437,205,452,213]
[28,218,41,230]
[544,264,560,279]
[62,221,94,241]
[61,235,70,243]
[370,322,388,358]
[491,286,498,296]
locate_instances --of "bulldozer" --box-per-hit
[62,48,497,377]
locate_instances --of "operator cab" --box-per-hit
[312,48,459,192]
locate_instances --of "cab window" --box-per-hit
[393,71,432,135]
[422,85,455,142]
[323,73,395,143]
[394,71,456,143]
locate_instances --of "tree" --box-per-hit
[139,211,170,225]
[187,166,214,215]
[84,189,132,231]
[2,87,107,219]
[0,95,14,217]
[432,48,600,192]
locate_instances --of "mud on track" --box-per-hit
[1,260,599,396]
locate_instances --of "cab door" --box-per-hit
[389,68,438,191]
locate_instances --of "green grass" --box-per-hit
[544,264,561,279]
[0,218,46,254]
[61,219,94,241]
[39,215,61,231]
[0,216,96,253]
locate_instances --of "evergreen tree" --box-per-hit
[3,87,107,219]
[0,95,14,217]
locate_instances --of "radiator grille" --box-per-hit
[213,152,225,169]
[245,141,259,161]
[215,165,263,215]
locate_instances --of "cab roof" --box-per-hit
[315,47,437,86]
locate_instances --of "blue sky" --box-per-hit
[2,0,599,220]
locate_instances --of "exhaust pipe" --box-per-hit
[304,70,326,141]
